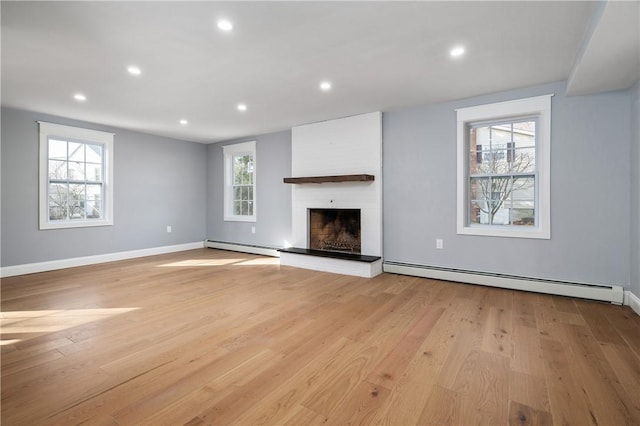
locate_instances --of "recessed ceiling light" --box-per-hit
[127,65,142,76]
[319,81,332,91]
[73,93,87,102]
[237,103,247,111]
[179,119,188,125]
[450,46,465,58]
[217,19,233,31]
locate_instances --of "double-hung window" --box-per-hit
[456,95,552,239]
[223,141,256,222]
[39,122,114,230]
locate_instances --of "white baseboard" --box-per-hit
[204,240,281,257]
[0,241,205,278]
[625,291,640,316]
[383,261,624,305]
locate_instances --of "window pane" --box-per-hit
[85,185,102,219]
[68,142,85,162]
[246,158,254,184]
[234,186,242,202]
[234,200,241,215]
[470,200,488,225]
[69,184,85,203]
[86,144,102,163]
[476,126,489,145]
[247,186,253,201]
[48,160,67,180]
[49,206,66,221]
[86,184,102,201]
[511,209,534,226]
[470,177,490,224]
[247,201,253,216]
[68,203,85,219]
[512,148,535,173]
[85,163,102,181]
[68,161,85,180]
[86,199,101,218]
[49,183,68,205]
[491,124,512,143]
[49,139,67,160]
[513,121,535,143]
[511,177,535,200]
[469,177,489,201]
[491,145,510,174]
[233,155,252,185]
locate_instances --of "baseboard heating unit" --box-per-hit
[383,261,624,305]
[205,240,281,258]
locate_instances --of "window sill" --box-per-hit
[40,219,113,230]
[457,225,550,240]
[224,215,256,223]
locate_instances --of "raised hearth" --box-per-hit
[279,247,382,278]
[278,247,380,263]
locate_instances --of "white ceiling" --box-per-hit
[1,1,638,144]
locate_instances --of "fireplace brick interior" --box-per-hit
[309,208,361,253]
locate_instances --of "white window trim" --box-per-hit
[38,121,114,230]
[223,140,256,222]
[456,94,552,239]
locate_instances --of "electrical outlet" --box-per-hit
[251,226,256,234]
[166,225,172,233]
[436,239,443,249]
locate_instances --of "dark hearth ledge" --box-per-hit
[278,247,381,263]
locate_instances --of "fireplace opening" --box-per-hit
[309,208,361,254]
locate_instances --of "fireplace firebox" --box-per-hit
[309,208,361,254]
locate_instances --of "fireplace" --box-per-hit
[309,208,361,254]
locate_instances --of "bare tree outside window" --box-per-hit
[468,121,536,226]
[47,139,104,221]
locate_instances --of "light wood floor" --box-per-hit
[1,249,639,426]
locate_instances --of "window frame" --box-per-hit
[456,95,552,239]
[38,121,114,230]
[223,140,256,222]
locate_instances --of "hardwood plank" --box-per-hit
[417,385,460,426]
[325,381,390,425]
[281,405,328,425]
[575,299,628,345]
[560,323,640,424]
[508,400,552,426]
[481,305,512,356]
[365,306,444,389]
[510,324,545,376]
[512,290,537,328]
[450,350,510,425]
[508,371,550,413]
[539,337,596,425]
[600,342,640,411]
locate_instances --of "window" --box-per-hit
[39,122,114,230]
[456,95,552,239]
[223,141,256,222]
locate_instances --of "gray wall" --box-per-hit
[631,80,640,298]
[206,130,291,248]
[1,107,207,267]
[383,81,632,288]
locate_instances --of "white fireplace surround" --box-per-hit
[282,111,383,277]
